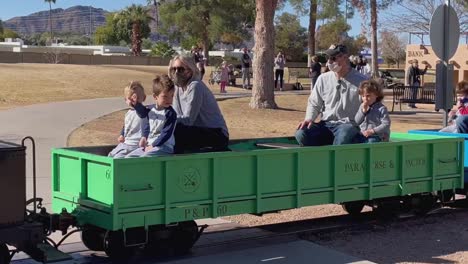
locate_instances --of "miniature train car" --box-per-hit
[51,132,464,258]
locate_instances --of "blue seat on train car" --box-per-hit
[408,129,468,182]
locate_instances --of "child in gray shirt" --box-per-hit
[355,79,391,143]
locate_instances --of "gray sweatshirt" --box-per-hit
[355,101,391,140]
[305,69,368,124]
[172,78,229,136]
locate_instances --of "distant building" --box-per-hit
[405,44,468,87]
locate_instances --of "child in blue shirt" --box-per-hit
[108,81,147,158]
[355,79,391,143]
[126,75,177,157]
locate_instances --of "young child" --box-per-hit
[126,74,177,157]
[219,61,229,93]
[440,80,468,133]
[355,79,391,143]
[108,81,147,158]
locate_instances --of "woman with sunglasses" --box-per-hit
[167,54,229,153]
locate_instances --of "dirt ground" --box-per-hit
[0,63,238,110]
[67,95,442,146]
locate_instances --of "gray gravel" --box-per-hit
[224,205,468,264]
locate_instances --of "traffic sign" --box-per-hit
[429,4,460,60]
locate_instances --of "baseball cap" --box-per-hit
[325,44,348,56]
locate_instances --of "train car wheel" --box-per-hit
[373,200,400,219]
[439,190,455,203]
[144,225,172,256]
[81,225,106,251]
[170,220,199,255]
[0,243,9,264]
[413,194,436,216]
[341,201,365,216]
[104,231,135,260]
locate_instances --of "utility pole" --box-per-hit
[49,1,53,45]
[89,5,92,45]
[345,0,348,24]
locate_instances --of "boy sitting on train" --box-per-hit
[354,79,391,143]
[108,81,147,158]
[126,74,177,157]
[440,80,468,133]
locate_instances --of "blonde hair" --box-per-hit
[359,79,384,102]
[124,81,146,102]
[456,80,468,96]
[168,54,200,81]
[153,74,175,96]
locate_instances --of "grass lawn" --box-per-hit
[0,63,249,110]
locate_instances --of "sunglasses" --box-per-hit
[336,79,346,92]
[170,66,186,73]
[328,53,343,61]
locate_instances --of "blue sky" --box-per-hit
[0,0,363,37]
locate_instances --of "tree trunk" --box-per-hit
[152,0,159,31]
[132,22,142,56]
[49,2,53,45]
[201,32,209,66]
[307,0,317,67]
[249,0,278,109]
[370,0,378,78]
[201,11,210,65]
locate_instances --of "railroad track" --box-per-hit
[12,202,468,263]
[194,202,468,250]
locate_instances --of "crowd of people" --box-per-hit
[107,43,467,159]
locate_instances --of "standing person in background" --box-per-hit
[241,47,252,89]
[310,55,322,89]
[356,55,363,73]
[360,58,372,77]
[191,46,206,80]
[274,51,286,91]
[219,60,229,93]
[405,59,429,108]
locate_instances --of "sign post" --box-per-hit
[430,0,460,126]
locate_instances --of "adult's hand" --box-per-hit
[139,137,147,148]
[118,135,125,143]
[297,120,313,130]
[145,145,153,152]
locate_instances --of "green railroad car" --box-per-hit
[51,132,464,258]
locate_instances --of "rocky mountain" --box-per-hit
[4,6,107,36]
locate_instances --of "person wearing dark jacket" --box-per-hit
[309,55,321,89]
[405,59,428,108]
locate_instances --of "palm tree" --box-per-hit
[44,0,56,45]
[120,4,154,56]
[146,0,163,33]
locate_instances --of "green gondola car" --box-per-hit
[51,132,464,258]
